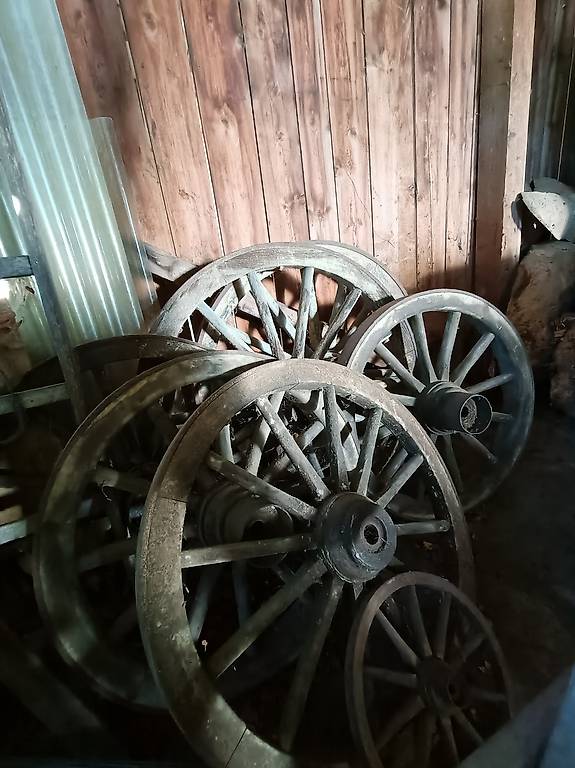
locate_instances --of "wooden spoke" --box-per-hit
[411,313,437,383]
[91,467,151,497]
[323,386,349,491]
[374,343,425,392]
[354,407,382,495]
[312,287,362,359]
[206,452,317,520]
[375,610,419,668]
[365,667,418,688]
[396,520,451,536]
[377,454,424,507]
[197,300,253,352]
[77,538,136,572]
[216,424,234,461]
[406,585,432,657]
[279,577,343,750]
[293,266,314,358]
[246,391,285,474]
[247,272,285,358]
[375,694,425,750]
[432,593,451,659]
[440,434,464,494]
[452,706,483,746]
[207,558,326,678]
[451,332,495,386]
[246,273,298,340]
[459,432,497,464]
[436,311,462,381]
[466,372,514,394]
[417,710,436,768]
[451,631,486,672]
[265,419,325,479]
[189,565,222,643]
[439,716,459,765]
[492,411,512,423]
[256,397,331,500]
[467,685,508,705]
[180,533,316,569]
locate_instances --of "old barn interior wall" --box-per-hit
[57,0,536,299]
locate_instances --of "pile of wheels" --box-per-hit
[33,242,533,767]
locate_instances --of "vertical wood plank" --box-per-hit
[286,0,339,240]
[57,0,173,253]
[527,0,575,181]
[240,0,308,242]
[322,0,372,253]
[445,0,480,290]
[413,0,451,291]
[474,0,514,302]
[120,0,221,264]
[181,0,268,252]
[501,0,537,283]
[364,0,417,292]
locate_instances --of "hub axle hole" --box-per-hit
[363,524,380,546]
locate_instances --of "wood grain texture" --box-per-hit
[287,0,339,240]
[413,0,451,291]
[527,0,575,181]
[322,0,372,252]
[445,0,480,290]
[501,0,537,284]
[364,0,416,292]
[240,0,308,241]
[120,0,221,264]
[182,0,268,252]
[474,0,514,303]
[57,0,173,253]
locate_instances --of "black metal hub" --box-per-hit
[319,493,397,583]
[415,380,493,435]
[417,656,458,716]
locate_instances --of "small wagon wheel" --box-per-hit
[33,350,262,708]
[340,290,534,509]
[346,572,514,768]
[136,359,473,766]
[153,242,406,360]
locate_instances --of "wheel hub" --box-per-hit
[417,656,458,715]
[414,380,492,435]
[319,493,397,583]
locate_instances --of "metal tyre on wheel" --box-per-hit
[346,572,514,768]
[136,359,473,766]
[340,290,534,509]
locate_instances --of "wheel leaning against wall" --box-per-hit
[136,359,473,767]
[340,290,535,509]
[33,349,263,709]
[152,242,407,360]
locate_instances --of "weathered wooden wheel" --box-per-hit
[340,290,534,509]
[33,350,262,708]
[346,572,514,768]
[153,242,406,359]
[136,359,473,766]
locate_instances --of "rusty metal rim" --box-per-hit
[136,359,473,767]
[33,349,264,709]
[345,571,515,768]
[340,289,535,509]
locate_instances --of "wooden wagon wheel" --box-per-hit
[346,572,514,768]
[153,242,407,360]
[33,350,262,708]
[340,290,534,509]
[136,359,473,766]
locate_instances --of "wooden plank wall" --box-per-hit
[58,0,535,298]
[526,0,575,185]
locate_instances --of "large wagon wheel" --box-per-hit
[33,350,262,708]
[346,572,514,768]
[340,290,534,509]
[152,242,406,360]
[136,359,473,766]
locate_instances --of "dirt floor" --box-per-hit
[472,404,575,705]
